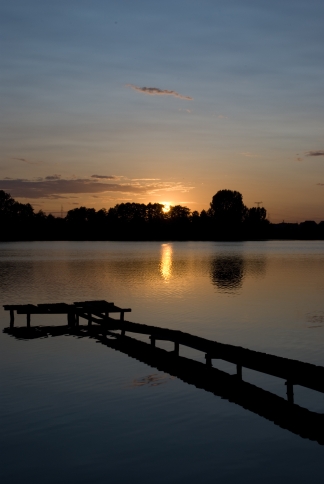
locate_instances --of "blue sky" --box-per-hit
[1,0,324,221]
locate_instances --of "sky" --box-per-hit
[1,0,324,222]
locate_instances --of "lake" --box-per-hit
[1,240,324,483]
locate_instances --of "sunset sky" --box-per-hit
[1,0,324,222]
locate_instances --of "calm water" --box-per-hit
[1,241,324,483]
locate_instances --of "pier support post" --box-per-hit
[174,341,179,356]
[205,354,212,368]
[10,310,14,328]
[67,312,75,327]
[88,313,92,327]
[120,311,124,322]
[151,336,156,347]
[285,381,294,404]
[75,313,79,327]
[27,313,30,328]
[237,364,242,380]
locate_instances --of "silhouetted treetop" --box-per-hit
[168,205,191,220]
[244,207,269,227]
[0,190,34,220]
[210,189,246,227]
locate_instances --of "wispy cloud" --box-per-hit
[91,174,118,179]
[305,151,324,157]
[147,181,194,194]
[126,84,193,100]
[0,177,194,199]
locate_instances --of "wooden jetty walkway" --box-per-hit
[4,299,324,407]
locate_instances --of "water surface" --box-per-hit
[1,241,324,483]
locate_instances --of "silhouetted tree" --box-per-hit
[191,210,200,221]
[0,190,34,221]
[66,207,96,224]
[244,207,267,225]
[210,190,246,228]
[0,190,15,214]
[110,203,147,223]
[168,205,191,220]
[146,203,165,222]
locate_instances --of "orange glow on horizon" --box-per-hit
[162,203,171,213]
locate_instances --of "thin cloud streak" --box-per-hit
[126,84,193,100]
[305,151,324,157]
[91,174,118,179]
[45,174,61,180]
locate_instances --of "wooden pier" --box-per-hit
[4,299,324,407]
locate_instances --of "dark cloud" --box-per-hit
[126,84,193,100]
[45,174,61,180]
[0,177,194,200]
[91,174,117,179]
[305,151,324,157]
[0,178,146,199]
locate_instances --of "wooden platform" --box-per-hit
[3,300,131,328]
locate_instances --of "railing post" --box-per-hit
[68,311,75,327]
[174,341,179,356]
[10,310,14,328]
[205,354,212,367]
[237,364,242,380]
[119,312,125,336]
[285,381,294,404]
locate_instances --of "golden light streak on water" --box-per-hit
[160,243,173,281]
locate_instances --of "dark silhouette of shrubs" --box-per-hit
[0,188,323,241]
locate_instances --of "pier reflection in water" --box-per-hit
[4,324,324,446]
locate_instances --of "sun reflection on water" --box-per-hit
[160,243,173,281]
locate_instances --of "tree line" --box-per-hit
[0,189,323,240]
